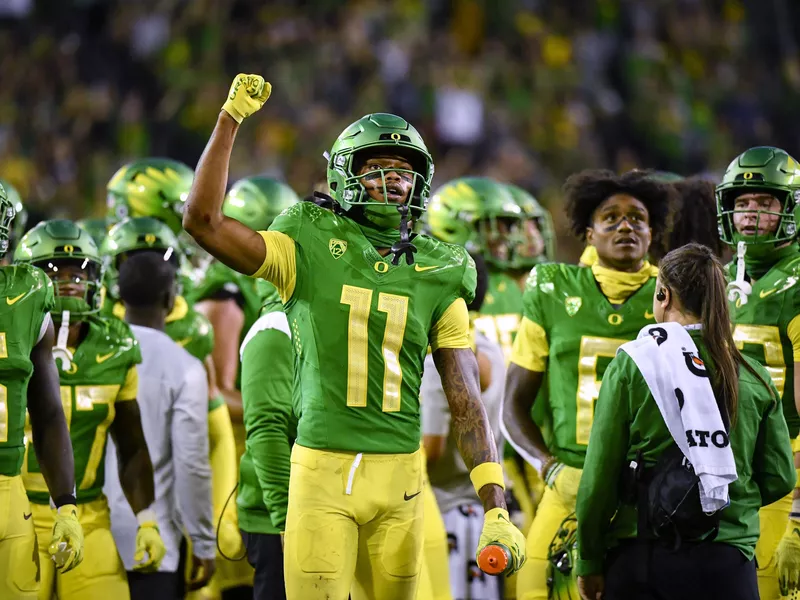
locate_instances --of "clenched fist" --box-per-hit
[222,74,272,124]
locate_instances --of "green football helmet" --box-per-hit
[0,178,26,252]
[106,158,194,233]
[14,219,104,318]
[101,217,183,300]
[76,218,111,249]
[326,113,434,230]
[0,182,17,257]
[547,514,579,600]
[506,184,555,267]
[223,176,300,230]
[716,146,800,247]
[425,177,524,269]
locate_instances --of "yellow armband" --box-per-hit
[470,462,506,496]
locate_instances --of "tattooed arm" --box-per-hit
[433,347,506,511]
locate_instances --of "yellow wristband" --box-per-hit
[470,462,506,496]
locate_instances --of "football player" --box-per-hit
[14,220,165,598]
[182,74,526,600]
[189,177,299,598]
[0,178,28,265]
[715,146,800,599]
[502,169,671,600]
[100,217,242,598]
[0,185,83,598]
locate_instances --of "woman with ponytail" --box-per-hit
[574,243,795,600]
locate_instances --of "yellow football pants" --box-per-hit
[0,475,40,599]
[284,444,424,600]
[756,492,793,600]
[418,467,452,600]
[517,486,570,600]
[32,496,128,600]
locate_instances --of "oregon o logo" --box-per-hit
[743,172,753,180]
[390,133,401,141]
[145,234,156,245]
[374,261,389,273]
[64,245,74,255]
[607,313,623,326]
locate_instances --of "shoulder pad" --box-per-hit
[524,262,563,292]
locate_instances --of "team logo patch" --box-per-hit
[565,296,582,317]
[329,238,347,259]
[683,350,709,378]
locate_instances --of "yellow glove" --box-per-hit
[476,508,527,575]
[777,519,800,595]
[133,512,167,572]
[49,504,84,573]
[545,463,583,510]
[222,73,272,123]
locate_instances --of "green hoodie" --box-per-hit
[576,330,795,576]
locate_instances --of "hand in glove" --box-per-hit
[133,519,167,572]
[777,519,800,595]
[222,74,272,123]
[49,504,84,573]
[476,508,527,575]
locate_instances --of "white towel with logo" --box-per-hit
[619,322,737,513]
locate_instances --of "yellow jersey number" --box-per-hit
[576,336,629,445]
[732,324,785,396]
[0,333,8,442]
[341,285,409,412]
[473,313,521,361]
[22,384,119,492]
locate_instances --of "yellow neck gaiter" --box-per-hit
[591,262,658,305]
[113,295,189,323]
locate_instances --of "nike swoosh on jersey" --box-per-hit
[176,338,192,347]
[6,293,25,305]
[403,491,422,501]
[96,352,115,363]
[414,265,438,272]
[644,311,654,319]
[23,512,32,520]
[759,288,778,299]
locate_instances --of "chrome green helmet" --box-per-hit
[716,146,800,247]
[223,176,299,230]
[326,113,433,230]
[14,219,104,318]
[426,177,523,269]
[102,217,182,300]
[106,158,194,233]
[76,218,111,249]
[506,184,555,267]
[0,182,17,257]
[0,178,25,253]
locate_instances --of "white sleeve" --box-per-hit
[420,353,450,437]
[172,358,215,559]
[36,312,52,344]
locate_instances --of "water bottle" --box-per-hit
[477,542,511,575]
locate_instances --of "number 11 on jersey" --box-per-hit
[341,285,409,412]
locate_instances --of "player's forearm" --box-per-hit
[183,112,238,239]
[502,364,551,471]
[118,447,156,514]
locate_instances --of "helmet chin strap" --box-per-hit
[390,202,417,266]
[53,310,74,371]
[727,240,752,305]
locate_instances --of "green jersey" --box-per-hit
[0,265,55,477]
[474,269,524,359]
[262,201,476,454]
[728,249,800,437]
[23,314,142,504]
[515,264,656,468]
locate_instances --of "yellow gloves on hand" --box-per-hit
[476,508,527,575]
[777,519,800,595]
[545,463,583,510]
[49,504,84,573]
[133,514,167,572]
[222,74,272,123]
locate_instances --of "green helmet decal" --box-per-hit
[425,177,524,269]
[223,176,300,231]
[716,146,800,247]
[506,184,555,267]
[76,218,111,249]
[14,219,104,317]
[0,183,16,256]
[101,216,182,299]
[326,113,434,230]
[106,158,194,233]
[0,178,26,251]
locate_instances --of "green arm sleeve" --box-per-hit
[241,324,295,531]
[575,355,631,577]
[753,381,795,506]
